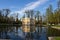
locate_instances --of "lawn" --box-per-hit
[53,25,60,27]
[55,37,60,40]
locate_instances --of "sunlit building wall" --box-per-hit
[22,18,35,32]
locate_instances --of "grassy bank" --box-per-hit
[47,27,60,37]
[55,37,60,40]
[48,27,60,40]
[53,25,60,27]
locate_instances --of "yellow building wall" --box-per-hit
[22,18,35,32]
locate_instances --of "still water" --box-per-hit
[0,27,48,40]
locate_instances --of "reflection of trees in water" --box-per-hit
[0,26,15,38]
[0,27,8,38]
[16,27,18,33]
[0,26,42,39]
[25,32,33,40]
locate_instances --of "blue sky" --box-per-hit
[0,0,58,19]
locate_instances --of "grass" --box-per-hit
[55,37,60,40]
[53,25,60,27]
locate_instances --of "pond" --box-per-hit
[0,27,48,40]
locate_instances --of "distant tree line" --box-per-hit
[43,0,60,25]
[0,9,22,24]
[22,10,42,26]
[22,0,60,25]
[0,0,60,26]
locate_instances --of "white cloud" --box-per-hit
[10,0,48,18]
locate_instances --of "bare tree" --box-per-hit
[25,10,30,18]
[3,9,10,17]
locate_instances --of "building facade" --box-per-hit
[22,18,35,32]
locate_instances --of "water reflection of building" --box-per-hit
[22,18,35,32]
